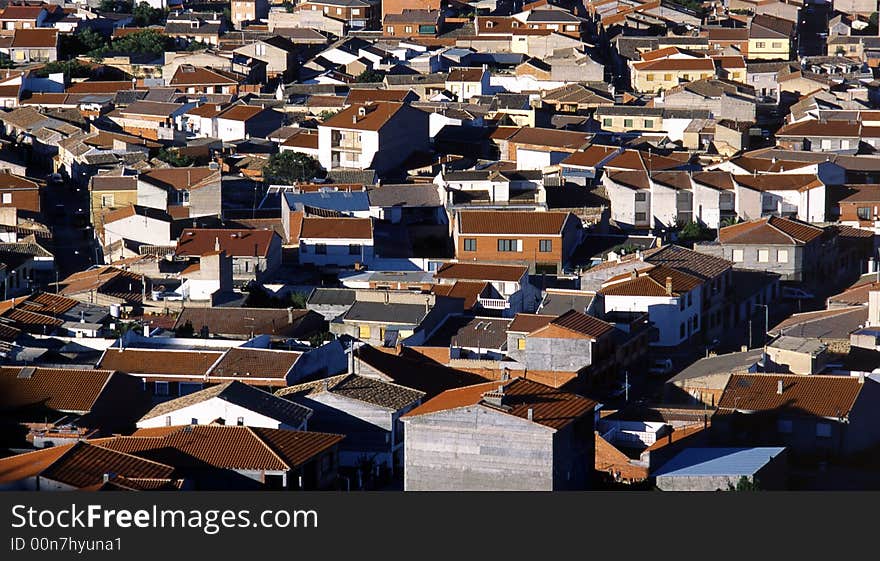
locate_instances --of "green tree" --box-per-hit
[34,59,92,78]
[132,1,163,26]
[318,110,338,120]
[263,152,322,184]
[355,69,384,83]
[156,148,194,167]
[185,41,210,51]
[678,221,711,241]
[89,29,172,58]
[727,476,761,491]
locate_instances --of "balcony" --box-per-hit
[478,297,510,310]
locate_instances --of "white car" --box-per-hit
[782,287,814,300]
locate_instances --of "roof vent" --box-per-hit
[665,276,673,296]
[358,106,367,117]
[17,366,35,379]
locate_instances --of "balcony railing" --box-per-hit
[478,297,510,310]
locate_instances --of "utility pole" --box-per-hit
[624,370,629,403]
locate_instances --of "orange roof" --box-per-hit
[560,145,619,168]
[719,215,824,245]
[718,374,864,418]
[508,313,556,333]
[170,66,238,86]
[600,264,702,297]
[0,367,118,413]
[435,262,527,282]
[216,104,266,121]
[322,101,404,131]
[176,228,277,258]
[97,348,223,377]
[10,28,56,48]
[67,80,137,94]
[458,210,572,235]
[432,280,487,309]
[0,444,73,484]
[139,167,218,191]
[403,377,596,430]
[531,309,615,340]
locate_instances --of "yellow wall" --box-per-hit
[747,39,789,60]
[631,69,714,93]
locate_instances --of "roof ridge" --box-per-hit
[245,426,291,470]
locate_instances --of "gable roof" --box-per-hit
[600,264,702,297]
[508,313,556,333]
[403,377,596,430]
[38,442,176,489]
[322,101,405,131]
[532,309,614,340]
[11,28,57,48]
[174,307,321,338]
[733,173,823,192]
[139,380,312,427]
[102,425,343,471]
[718,216,824,245]
[643,244,731,280]
[139,167,219,191]
[205,348,302,386]
[277,373,424,410]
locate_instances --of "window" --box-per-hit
[602,118,612,127]
[1,193,10,204]
[635,192,647,202]
[539,239,552,252]
[497,239,519,252]
[517,337,526,350]
[644,119,653,128]
[359,325,371,339]
[687,292,692,306]
[623,118,633,128]
[463,238,477,251]
[755,41,766,48]
[663,73,672,81]
[255,43,266,56]
[680,323,685,338]
[352,8,359,14]
[646,73,655,81]
[191,418,198,425]
[386,26,394,33]
[777,419,793,434]
[816,422,832,438]
[635,212,647,222]
[154,381,169,396]
[237,416,245,426]
[336,7,342,13]
[405,26,412,33]
[821,139,832,150]
[100,194,114,207]
[841,139,850,150]
[758,249,769,263]
[315,243,327,255]
[682,74,690,81]
[349,244,361,255]
[165,416,171,426]
[771,42,782,48]
[777,249,789,263]
[858,207,872,220]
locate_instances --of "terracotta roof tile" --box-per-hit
[719,216,824,245]
[435,262,527,282]
[403,377,596,430]
[457,210,573,235]
[322,102,404,131]
[206,348,302,385]
[176,228,277,258]
[299,217,373,239]
[718,374,864,418]
[507,313,556,333]
[39,442,175,488]
[97,348,223,378]
[277,373,424,410]
[600,264,702,296]
[0,367,119,413]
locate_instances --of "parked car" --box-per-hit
[649,358,674,376]
[782,287,814,300]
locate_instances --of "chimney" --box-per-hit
[665,276,673,295]
[482,385,505,408]
[214,237,220,251]
[869,257,876,273]
[527,408,533,421]
[103,473,111,483]
[287,307,293,324]
[630,269,638,280]
[777,379,784,395]
[322,378,329,390]
[859,372,865,384]
[501,367,510,381]
[144,324,151,337]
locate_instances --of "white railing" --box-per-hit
[478,297,510,310]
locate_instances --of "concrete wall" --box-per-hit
[404,405,555,491]
[524,336,592,372]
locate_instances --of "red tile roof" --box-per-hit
[507,313,556,333]
[718,374,864,419]
[97,348,223,377]
[322,101,404,131]
[718,216,824,245]
[11,28,57,48]
[0,367,118,413]
[38,442,175,489]
[435,262,527,282]
[176,228,277,258]
[403,377,597,430]
[457,210,573,235]
[600,264,702,297]
[540,309,615,340]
